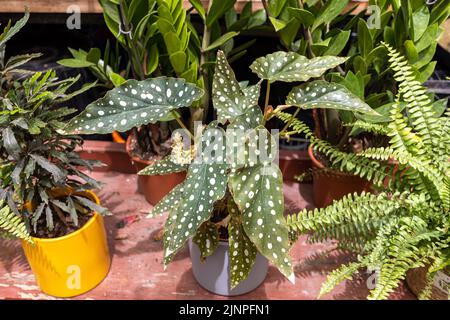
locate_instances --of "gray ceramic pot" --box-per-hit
[189,239,268,296]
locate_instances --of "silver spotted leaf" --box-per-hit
[250,51,348,83]
[228,199,257,289]
[286,80,377,115]
[228,105,263,132]
[138,156,187,176]
[147,183,185,218]
[229,163,295,283]
[163,123,228,265]
[66,77,204,134]
[192,221,219,261]
[213,51,262,124]
[226,127,277,173]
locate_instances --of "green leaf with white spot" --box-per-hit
[66,77,204,134]
[213,51,261,124]
[147,183,185,218]
[250,51,348,83]
[229,163,294,283]
[138,156,187,176]
[193,221,219,261]
[163,124,228,265]
[286,80,378,115]
[228,199,257,289]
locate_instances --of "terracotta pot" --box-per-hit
[77,140,136,174]
[126,135,186,206]
[279,149,312,182]
[406,267,450,300]
[308,145,371,208]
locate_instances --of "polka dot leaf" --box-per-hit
[138,156,187,176]
[162,123,228,265]
[147,183,185,218]
[213,50,261,124]
[66,76,204,134]
[228,199,257,289]
[286,80,378,115]
[192,221,219,261]
[250,51,348,83]
[229,163,295,284]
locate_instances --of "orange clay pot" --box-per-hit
[308,145,371,208]
[126,134,186,206]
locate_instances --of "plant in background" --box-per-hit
[67,38,378,286]
[0,12,108,240]
[60,0,266,161]
[264,0,450,152]
[281,45,450,300]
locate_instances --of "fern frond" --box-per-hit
[383,42,440,155]
[0,203,32,242]
[318,262,362,298]
[349,120,390,136]
[277,112,395,188]
[287,192,404,234]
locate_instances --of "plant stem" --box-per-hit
[279,107,300,136]
[197,0,214,124]
[172,111,194,140]
[262,80,271,124]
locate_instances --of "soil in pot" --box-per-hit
[189,239,268,296]
[308,145,371,208]
[126,133,186,206]
[21,190,111,297]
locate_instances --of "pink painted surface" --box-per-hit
[0,171,415,300]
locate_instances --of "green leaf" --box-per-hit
[163,123,228,265]
[206,0,237,28]
[268,0,287,18]
[169,51,187,74]
[357,18,373,57]
[432,98,448,118]
[204,31,240,52]
[250,51,348,83]
[213,50,261,123]
[228,199,257,289]
[86,48,101,64]
[324,30,351,56]
[66,77,204,134]
[138,156,187,176]
[229,163,294,283]
[57,59,95,68]
[412,6,430,42]
[312,0,349,31]
[269,17,287,32]
[286,80,377,115]
[193,221,219,261]
[73,196,109,215]
[288,8,315,27]
[189,0,206,21]
[30,154,65,182]
[0,10,29,50]
[2,127,20,158]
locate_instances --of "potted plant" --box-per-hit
[59,0,267,205]
[67,36,377,294]
[0,12,111,298]
[281,45,450,300]
[264,0,450,207]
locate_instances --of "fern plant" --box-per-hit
[68,43,376,287]
[279,44,450,300]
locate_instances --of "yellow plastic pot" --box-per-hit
[21,190,111,298]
